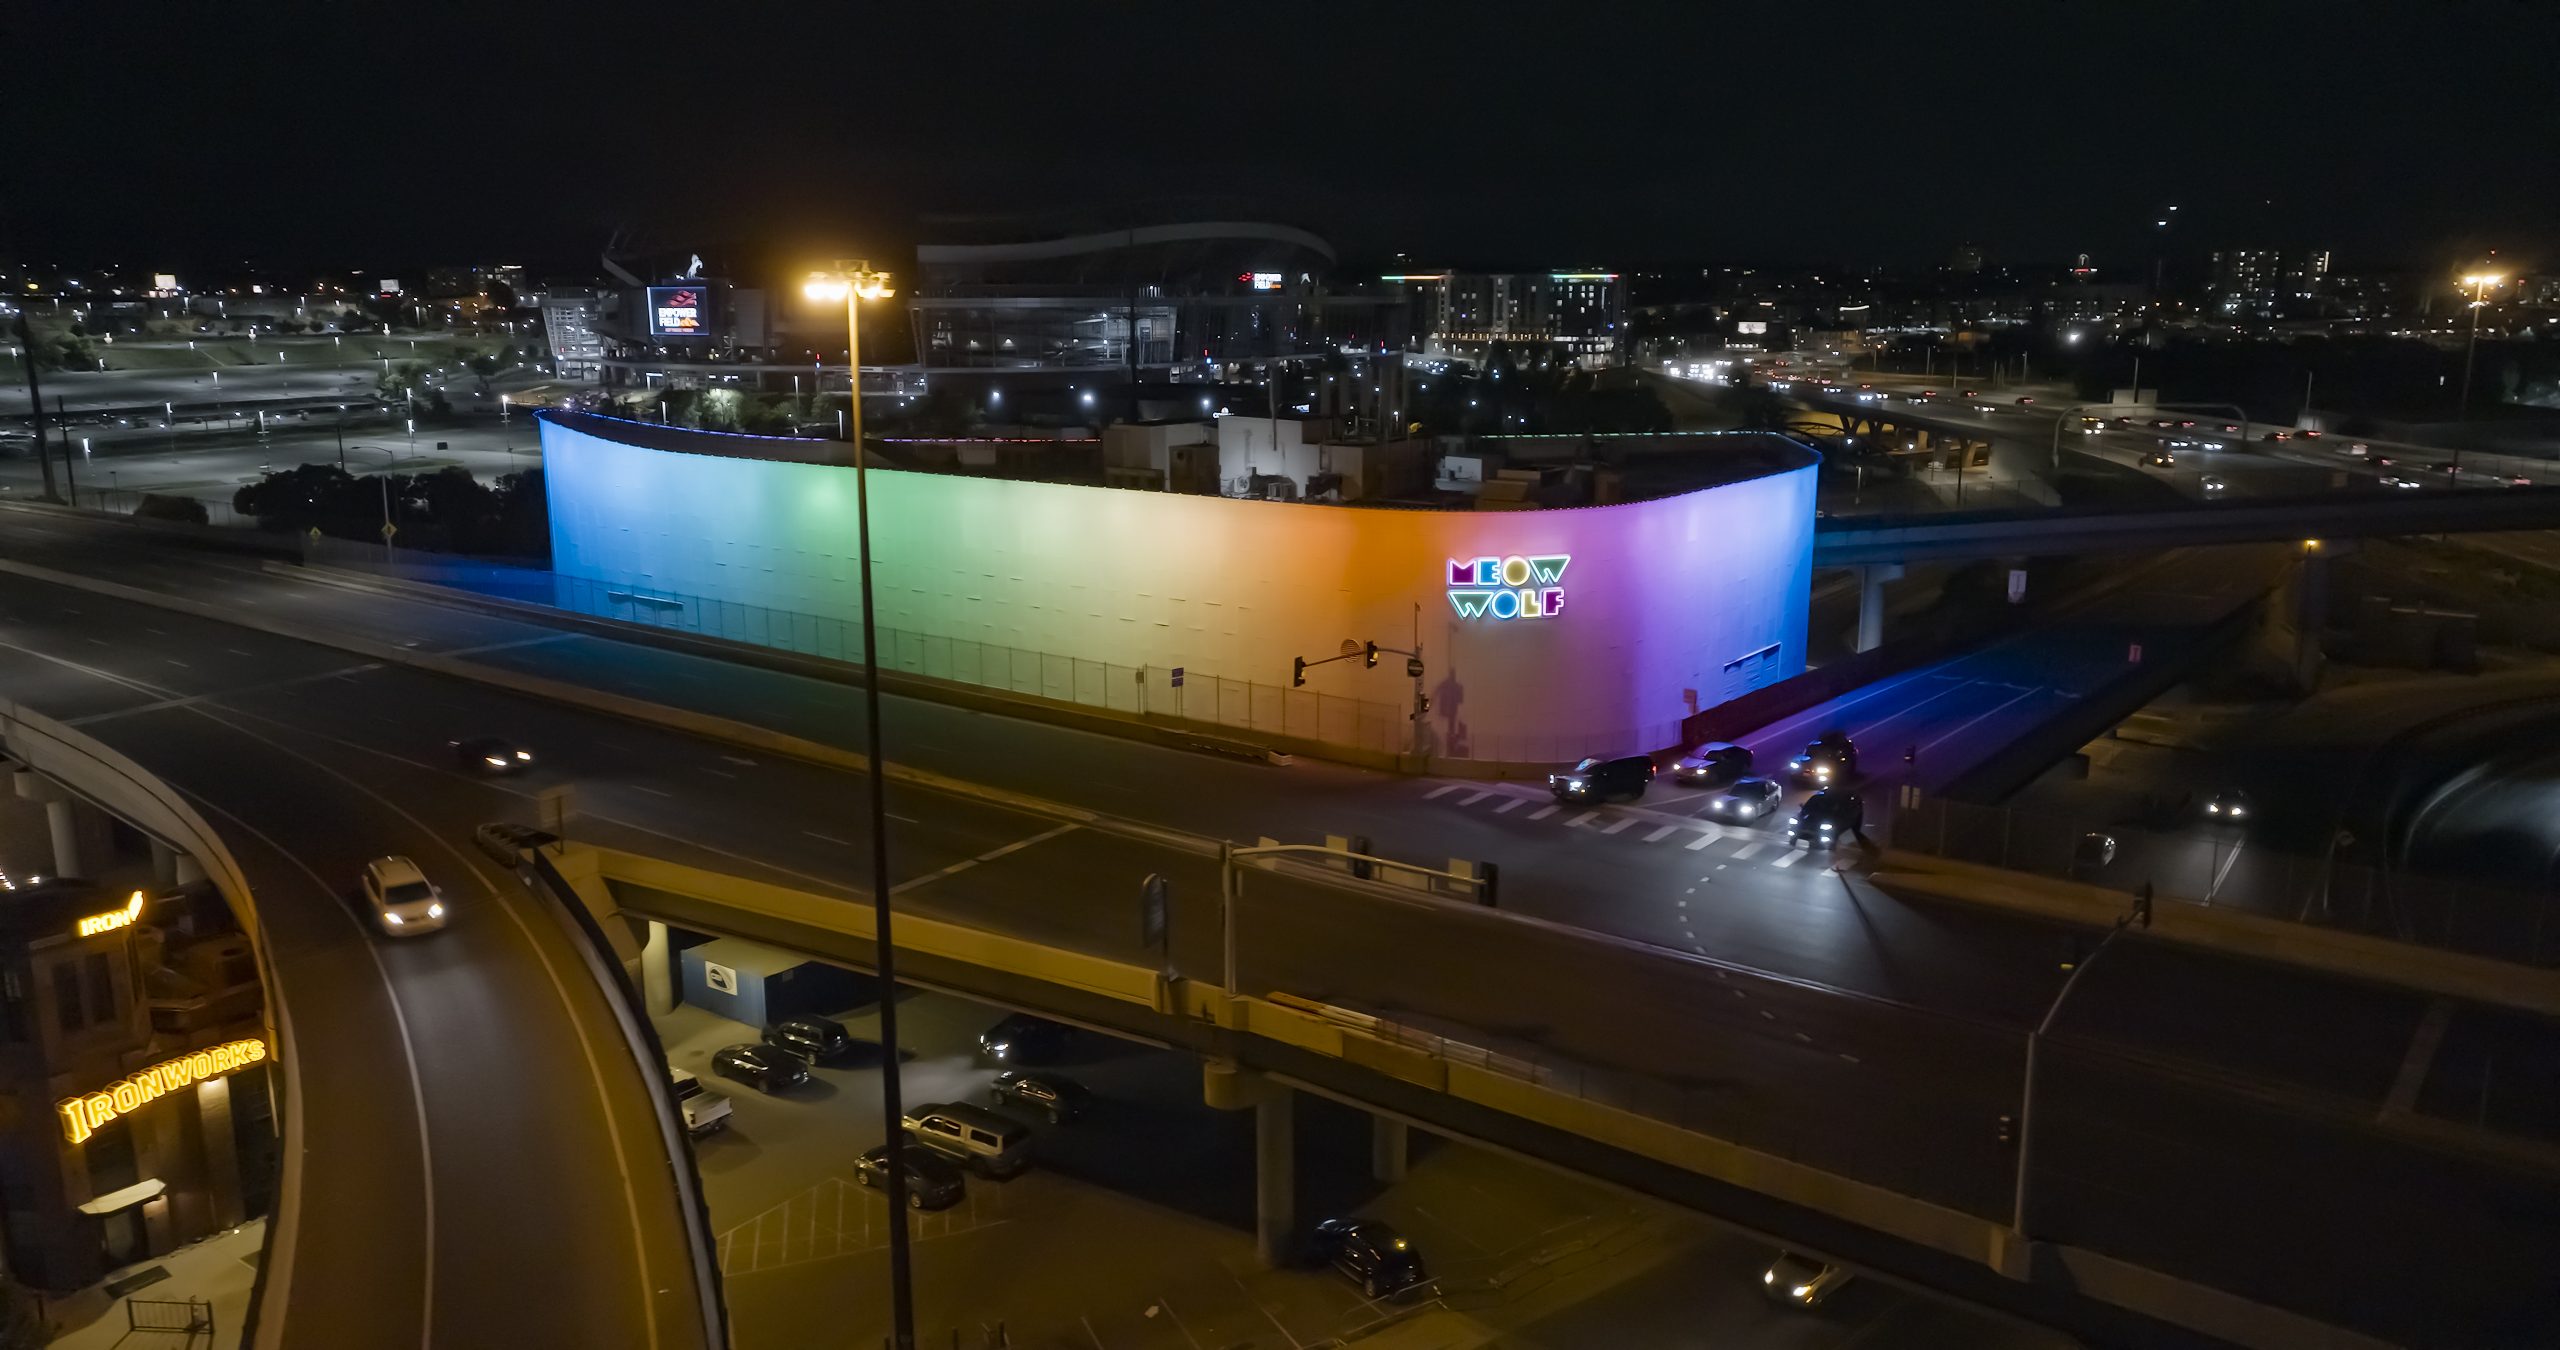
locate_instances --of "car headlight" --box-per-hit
[516,750,533,761]
[1763,1270,1776,1285]
[2229,806,2245,818]
[1792,1284,1814,1300]
[427,903,444,917]
[485,755,508,767]
[2207,803,2221,814]
[1819,822,1834,832]
[986,1042,1009,1057]
[385,912,405,925]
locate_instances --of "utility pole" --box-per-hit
[12,313,60,502]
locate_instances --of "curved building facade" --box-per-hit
[538,412,1818,764]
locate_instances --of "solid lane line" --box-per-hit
[2207,837,2248,902]
[1918,684,2047,758]
[2384,999,2455,1118]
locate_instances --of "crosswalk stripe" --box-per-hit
[1643,825,1679,842]
[1565,810,1600,827]
[1685,831,1721,850]
[1460,790,1491,806]
[1770,849,1802,868]
[1494,798,1524,814]
[1731,841,1766,859]
[1601,817,1637,835]
[1528,804,1559,821]
[1425,783,1464,800]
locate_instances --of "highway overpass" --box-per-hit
[1814,487,2560,566]
[0,507,2553,1346]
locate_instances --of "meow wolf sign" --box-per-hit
[1446,554,1569,620]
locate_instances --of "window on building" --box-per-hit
[0,966,25,1043]
[85,953,115,1026]
[53,962,84,1033]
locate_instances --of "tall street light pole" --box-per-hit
[2454,272,2501,478]
[804,262,912,1349]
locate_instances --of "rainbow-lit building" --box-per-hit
[537,412,1817,765]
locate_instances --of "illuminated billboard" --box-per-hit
[1447,554,1569,620]
[60,1037,269,1144]
[648,286,707,337]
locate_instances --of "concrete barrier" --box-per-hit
[1872,850,2560,1019]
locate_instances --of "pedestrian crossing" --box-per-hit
[1416,782,1865,871]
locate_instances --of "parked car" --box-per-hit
[855,1141,966,1210]
[903,1102,1033,1177]
[989,1069,1090,1123]
[1668,742,1752,787]
[1787,731,1859,784]
[1790,789,1864,847]
[669,1066,733,1138]
[360,856,447,937]
[765,1014,865,1064]
[450,735,534,775]
[1763,1251,1854,1307]
[711,1043,809,1094]
[1548,753,1655,802]
[1312,1218,1431,1300]
[1706,776,1785,822]
[979,1013,1072,1065]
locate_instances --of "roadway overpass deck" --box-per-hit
[0,509,2553,1346]
[1813,486,2560,566]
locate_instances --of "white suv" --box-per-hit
[360,856,447,936]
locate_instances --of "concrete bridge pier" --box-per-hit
[1206,1061,1297,1267]
[1371,1115,1409,1183]
[14,770,90,879]
[1856,563,1905,653]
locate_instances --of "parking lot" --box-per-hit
[657,982,2073,1349]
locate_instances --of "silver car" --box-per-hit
[1706,776,1784,822]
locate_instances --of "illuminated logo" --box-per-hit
[649,285,704,336]
[1447,554,1569,620]
[59,1037,269,1144]
[76,891,144,938]
[1240,271,1283,291]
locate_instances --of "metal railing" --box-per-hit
[549,574,1417,756]
[125,1295,214,1336]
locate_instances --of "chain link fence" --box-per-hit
[551,575,1408,757]
[1892,795,2560,967]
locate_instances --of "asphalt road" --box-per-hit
[1,510,2555,1344]
[0,598,712,1347]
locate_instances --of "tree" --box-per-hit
[134,494,209,525]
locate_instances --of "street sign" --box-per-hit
[1169,667,1185,688]
[379,521,398,541]
[2008,568,2027,604]
[1405,656,1424,678]
[2127,642,2143,663]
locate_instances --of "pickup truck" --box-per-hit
[670,1066,732,1138]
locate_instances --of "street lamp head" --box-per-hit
[2461,273,2503,288]
[805,265,895,304]
[803,273,850,303]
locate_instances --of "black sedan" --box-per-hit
[450,736,535,775]
[710,1043,809,1094]
[1312,1218,1430,1300]
[855,1142,966,1210]
[978,1013,1071,1065]
[1668,742,1752,787]
[764,1015,866,1064]
[989,1070,1090,1123]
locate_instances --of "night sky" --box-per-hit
[10,0,2556,276]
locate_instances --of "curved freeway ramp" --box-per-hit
[0,698,720,1349]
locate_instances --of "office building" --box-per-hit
[2208,249,2331,316]
[1384,271,1626,367]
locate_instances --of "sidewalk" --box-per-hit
[45,1220,260,1350]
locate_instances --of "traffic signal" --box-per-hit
[1363,641,1379,668]
[1292,657,1306,688]
[1995,1112,2016,1146]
